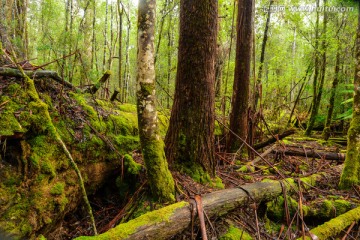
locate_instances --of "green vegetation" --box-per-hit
[220,225,253,240]
[74,201,188,240]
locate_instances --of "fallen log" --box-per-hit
[299,205,360,240]
[0,67,77,90]
[249,143,278,165]
[273,147,345,161]
[254,129,296,150]
[74,169,340,240]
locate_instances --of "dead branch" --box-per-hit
[254,129,296,150]
[0,67,77,90]
[273,147,345,161]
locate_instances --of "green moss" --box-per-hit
[108,113,138,135]
[112,135,140,154]
[124,154,142,175]
[118,104,137,113]
[36,235,47,240]
[178,161,211,184]
[157,113,169,136]
[41,161,56,178]
[237,165,255,173]
[142,139,175,202]
[301,206,360,240]
[211,176,225,189]
[74,201,188,240]
[267,196,299,221]
[220,225,253,240]
[242,175,253,181]
[50,182,65,196]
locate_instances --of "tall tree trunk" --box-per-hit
[123,3,131,103]
[166,0,173,109]
[117,0,123,94]
[91,0,98,73]
[165,0,218,176]
[248,0,272,158]
[227,0,254,152]
[305,0,327,136]
[339,1,360,189]
[323,44,341,140]
[254,0,273,110]
[136,0,175,202]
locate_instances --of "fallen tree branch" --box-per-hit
[248,143,278,165]
[273,147,345,161]
[0,67,77,90]
[254,129,296,150]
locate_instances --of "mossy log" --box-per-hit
[254,129,296,150]
[74,170,336,240]
[0,67,76,90]
[273,147,345,161]
[267,196,355,222]
[299,205,360,240]
[0,77,143,239]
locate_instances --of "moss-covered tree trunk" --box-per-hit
[165,0,218,176]
[323,45,340,140]
[136,0,175,202]
[227,0,253,152]
[339,1,360,189]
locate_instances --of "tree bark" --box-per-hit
[136,0,175,202]
[227,0,254,152]
[254,0,273,109]
[306,0,327,136]
[323,44,341,140]
[339,1,360,189]
[165,0,218,176]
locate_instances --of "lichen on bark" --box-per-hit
[136,0,175,202]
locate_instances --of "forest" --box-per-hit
[0,0,360,239]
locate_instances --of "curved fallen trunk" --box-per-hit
[74,169,340,240]
[299,205,360,240]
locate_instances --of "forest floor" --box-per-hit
[55,133,360,240]
[1,66,359,239]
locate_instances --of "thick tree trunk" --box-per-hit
[339,1,360,189]
[136,0,175,202]
[227,0,254,152]
[165,0,218,176]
